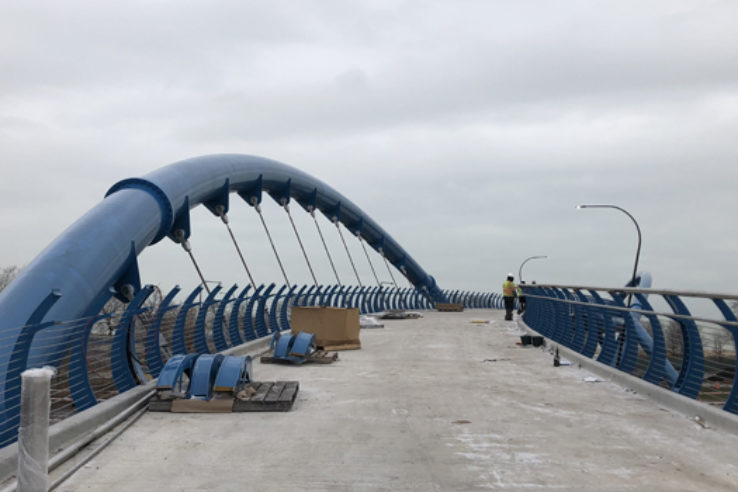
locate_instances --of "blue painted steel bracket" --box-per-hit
[634,293,668,386]
[255,283,276,337]
[280,285,298,332]
[243,284,265,340]
[69,313,113,412]
[213,355,252,393]
[228,286,252,346]
[190,354,225,400]
[156,353,198,395]
[712,298,738,413]
[194,284,223,354]
[172,286,203,355]
[664,294,704,398]
[110,286,154,393]
[269,285,287,334]
[145,286,181,378]
[212,284,239,352]
[271,331,317,364]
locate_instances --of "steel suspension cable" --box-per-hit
[253,202,291,289]
[216,206,257,291]
[311,207,342,287]
[381,250,400,289]
[174,230,211,295]
[283,203,318,288]
[334,218,362,287]
[358,235,381,287]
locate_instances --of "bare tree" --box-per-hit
[0,265,20,292]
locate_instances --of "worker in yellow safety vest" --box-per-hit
[502,273,517,321]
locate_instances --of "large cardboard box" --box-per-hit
[291,306,361,350]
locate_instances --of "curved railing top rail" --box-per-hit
[524,283,738,302]
[0,153,445,333]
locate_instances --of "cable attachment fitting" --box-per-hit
[118,283,135,302]
[215,205,229,224]
[173,229,191,252]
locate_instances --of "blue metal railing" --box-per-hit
[522,283,738,414]
[0,282,441,448]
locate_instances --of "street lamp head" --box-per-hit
[576,204,586,209]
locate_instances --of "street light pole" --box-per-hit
[576,204,642,305]
[518,255,548,282]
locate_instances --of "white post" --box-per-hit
[17,367,55,492]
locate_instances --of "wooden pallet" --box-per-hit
[436,303,464,312]
[149,381,299,413]
[234,381,299,412]
[260,350,339,365]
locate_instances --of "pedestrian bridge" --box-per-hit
[0,154,737,490]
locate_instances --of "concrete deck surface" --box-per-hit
[58,310,738,491]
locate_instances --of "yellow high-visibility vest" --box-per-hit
[503,280,516,297]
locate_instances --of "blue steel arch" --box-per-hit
[0,154,447,393]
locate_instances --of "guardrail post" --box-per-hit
[17,367,55,491]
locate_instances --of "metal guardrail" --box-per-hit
[0,283,436,449]
[521,283,738,414]
[441,290,504,309]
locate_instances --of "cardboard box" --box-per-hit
[291,306,361,350]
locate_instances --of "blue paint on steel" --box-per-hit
[0,153,447,406]
[290,332,317,359]
[608,291,639,374]
[255,283,276,337]
[300,285,316,306]
[712,298,738,413]
[110,286,154,393]
[194,284,222,354]
[212,284,239,352]
[325,285,338,307]
[588,290,618,366]
[202,178,230,217]
[344,286,355,308]
[213,355,252,393]
[311,285,323,306]
[271,332,317,364]
[190,354,225,400]
[69,314,112,412]
[280,285,298,332]
[0,321,55,446]
[243,284,264,341]
[172,286,203,355]
[273,333,293,359]
[269,285,287,333]
[634,293,668,386]
[228,286,251,346]
[663,295,704,398]
[169,195,192,243]
[294,285,308,307]
[156,354,198,393]
[146,286,181,377]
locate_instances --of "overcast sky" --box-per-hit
[1,0,737,301]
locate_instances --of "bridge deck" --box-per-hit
[59,310,738,491]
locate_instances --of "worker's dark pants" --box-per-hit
[518,296,527,314]
[504,296,515,320]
